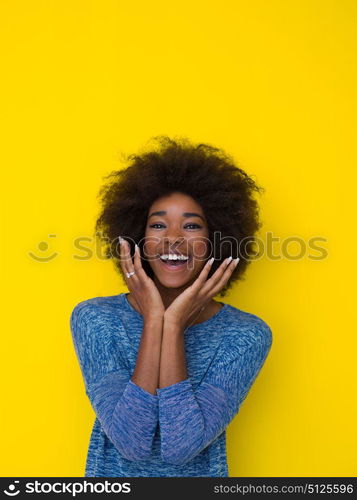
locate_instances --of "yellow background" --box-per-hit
[1,0,356,477]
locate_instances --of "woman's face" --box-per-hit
[143,191,211,289]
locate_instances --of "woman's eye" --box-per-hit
[149,223,202,229]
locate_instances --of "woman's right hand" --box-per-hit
[119,237,165,322]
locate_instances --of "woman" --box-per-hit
[70,136,273,477]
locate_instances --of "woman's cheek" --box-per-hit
[192,240,209,262]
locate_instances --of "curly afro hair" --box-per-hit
[95,136,265,297]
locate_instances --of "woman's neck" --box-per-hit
[153,279,188,310]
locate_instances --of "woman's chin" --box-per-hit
[155,274,191,289]
[153,266,195,289]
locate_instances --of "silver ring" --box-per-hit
[126,271,136,278]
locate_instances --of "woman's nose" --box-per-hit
[164,229,185,248]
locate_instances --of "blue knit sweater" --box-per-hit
[70,292,272,477]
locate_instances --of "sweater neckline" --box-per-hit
[120,292,228,331]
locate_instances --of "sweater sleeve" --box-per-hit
[156,324,272,465]
[70,302,158,461]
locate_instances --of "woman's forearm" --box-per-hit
[131,316,164,395]
[159,320,188,389]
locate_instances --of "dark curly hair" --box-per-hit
[95,136,265,297]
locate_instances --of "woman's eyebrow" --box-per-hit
[148,210,205,221]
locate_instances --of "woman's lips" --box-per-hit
[158,257,191,272]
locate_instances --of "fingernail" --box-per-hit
[226,256,233,264]
[119,236,123,244]
[208,257,214,265]
[234,257,240,265]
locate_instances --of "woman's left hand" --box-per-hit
[164,256,240,330]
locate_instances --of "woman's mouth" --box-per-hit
[158,254,191,272]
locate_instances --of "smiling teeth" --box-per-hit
[160,254,189,261]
